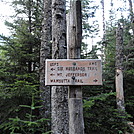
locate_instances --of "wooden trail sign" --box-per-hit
[45,59,102,86]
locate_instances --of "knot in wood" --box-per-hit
[56,13,63,19]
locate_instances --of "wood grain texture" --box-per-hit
[67,0,84,134]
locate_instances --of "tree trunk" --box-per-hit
[100,0,106,61]
[67,1,84,134]
[40,0,52,127]
[101,0,106,41]
[128,0,134,34]
[115,23,125,112]
[28,0,32,73]
[51,0,69,133]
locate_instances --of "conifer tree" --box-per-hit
[0,0,47,133]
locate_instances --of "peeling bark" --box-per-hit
[116,69,125,111]
[115,24,125,112]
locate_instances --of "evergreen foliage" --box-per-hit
[0,0,133,133]
[82,1,134,133]
[0,0,50,133]
[81,0,99,58]
[83,93,132,134]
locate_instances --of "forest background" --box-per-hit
[0,0,134,134]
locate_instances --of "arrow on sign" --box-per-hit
[51,68,55,71]
[93,79,98,82]
[50,74,55,76]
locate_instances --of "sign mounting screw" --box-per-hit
[72,76,75,80]
[72,62,76,66]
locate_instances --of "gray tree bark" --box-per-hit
[128,0,134,34]
[101,0,106,41]
[115,23,125,112]
[51,0,69,134]
[40,0,52,124]
[101,0,106,61]
[67,1,84,134]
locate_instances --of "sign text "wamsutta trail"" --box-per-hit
[45,59,102,86]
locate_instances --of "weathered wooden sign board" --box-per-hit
[45,59,102,86]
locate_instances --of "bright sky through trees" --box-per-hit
[0,1,14,36]
[0,0,132,41]
[83,0,130,51]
